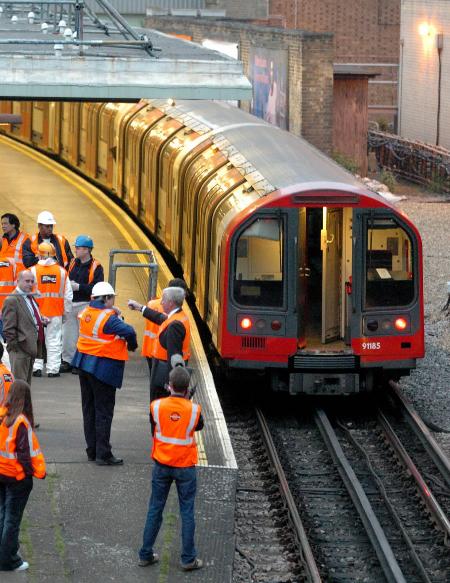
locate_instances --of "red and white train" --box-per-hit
[0,100,424,394]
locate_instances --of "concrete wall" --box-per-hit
[144,16,334,153]
[399,0,450,149]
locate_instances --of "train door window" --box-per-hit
[365,217,414,308]
[233,217,284,307]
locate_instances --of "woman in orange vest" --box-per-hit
[0,380,46,572]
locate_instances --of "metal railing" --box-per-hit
[108,249,158,301]
[369,130,450,193]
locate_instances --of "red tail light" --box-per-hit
[394,317,408,331]
[240,317,252,330]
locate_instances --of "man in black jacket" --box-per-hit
[128,286,190,401]
[22,211,73,270]
[61,235,104,373]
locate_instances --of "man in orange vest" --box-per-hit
[139,366,203,571]
[61,235,104,373]
[22,211,73,270]
[73,282,137,465]
[31,243,72,378]
[128,286,191,402]
[0,213,30,274]
[140,278,187,375]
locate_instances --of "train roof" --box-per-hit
[154,99,385,202]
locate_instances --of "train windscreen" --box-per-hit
[365,218,415,308]
[233,217,284,307]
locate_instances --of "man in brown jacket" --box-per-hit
[2,270,45,385]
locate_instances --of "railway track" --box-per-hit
[221,383,450,582]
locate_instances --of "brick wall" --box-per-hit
[145,16,334,152]
[264,0,401,122]
[399,0,450,149]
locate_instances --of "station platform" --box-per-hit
[0,136,237,582]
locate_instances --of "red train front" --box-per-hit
[219,184,424,395]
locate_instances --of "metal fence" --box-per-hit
[368,130,450,194]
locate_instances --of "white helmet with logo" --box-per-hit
[91,282,116,298]
[37,211,56,225]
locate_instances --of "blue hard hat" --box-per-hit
[74,235,93,249]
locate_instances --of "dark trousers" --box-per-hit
[0,477,33,571]
[149,358,169,402]
[79,371,116,461]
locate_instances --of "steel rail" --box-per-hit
[255,408,322,583]
[314,408,407,583]
[388,380,450,488]
[378,409,450,547]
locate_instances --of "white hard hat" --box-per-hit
[91,282,116,297]
[37,210,56,225]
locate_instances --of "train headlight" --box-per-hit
[240,317,252,330]
[394,317,409,331]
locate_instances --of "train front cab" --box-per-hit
[223,191,423,395]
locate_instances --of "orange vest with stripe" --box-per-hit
[0,364,14,407]
[77,305,128,361]
[32,263,67,317]
[153,310,191,361]
[0,414,46,480]
[142,298,163,357]
[31,233,69,269]
[151,396,201,467]
[0,231,29,273]
[0,258,17,309]
[68,257,101,284]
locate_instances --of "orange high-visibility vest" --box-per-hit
[142,298,163,358]
[151,397,201,467]
[31,263,67,317]
[0,258,17,309]
[0,364,14,407]
[0,414,46,480]
[0,231,29,273]
[153,310,191,361]
[31,233,69,269]
[68,257,101,284]
[77,305,128,361]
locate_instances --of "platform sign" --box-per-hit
[249,47,288,130]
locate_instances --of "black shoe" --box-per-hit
[138,553,159,567]
[71,367,79,375]
[48,372,60,378]
[60,362,72,373]
[32,370,42,377]
[34,423,40,430]
[96,456,123,466]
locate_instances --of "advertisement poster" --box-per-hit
[249,47,288,130]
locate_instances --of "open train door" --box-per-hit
[321,208,342,343]
[297,208,308,348]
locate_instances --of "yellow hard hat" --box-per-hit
[38,242,56,257]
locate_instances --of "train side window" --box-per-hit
[233,217,284,307]
[365,218,415,308]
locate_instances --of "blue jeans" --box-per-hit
[0,477,33,570]
[140,461,197,565]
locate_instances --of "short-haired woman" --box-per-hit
[0,380,46,572]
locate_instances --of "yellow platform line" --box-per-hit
[0,135,209,466]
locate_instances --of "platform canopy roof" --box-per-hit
[0,0,252,101]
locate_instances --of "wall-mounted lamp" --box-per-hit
[419,23,432,37]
